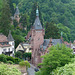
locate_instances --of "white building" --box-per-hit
[0,31,15,56]
[71,40,75,54]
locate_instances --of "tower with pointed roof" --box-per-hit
[7,30,15,56]
[26,7,45,66]
[14,6,20,23]
[26,6,62,66]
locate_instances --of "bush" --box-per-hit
[19,61,26,66]
[6,56,15,63]
[0,54,7,63]
[23,53,31,60]
[14,57,21,64]
[0,63,21,75]
[19,61,30,68]
[7,61,14,64]
[15,51,23,59]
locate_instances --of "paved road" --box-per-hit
[27,64,36,75]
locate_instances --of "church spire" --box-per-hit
[33,5,43,30]
[36,6,39,17]
[14,6,20,15]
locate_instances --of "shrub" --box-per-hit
[0,54,7,63]
[7,61,14,64]
[19,61,30,68]
[6,56,15,63]
[14,57,21,64]
[19,61,26,66]
[0,63,21,75]
[15,51,23,59]
[23,53,31,60]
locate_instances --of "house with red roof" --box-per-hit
[0,31,15,56]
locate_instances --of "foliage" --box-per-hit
[0,54,7,63]
[23,52,31,60]
[0,0,11,36]
[14,57,22,64]
[8,0,15,16]
[13,34,25,48]
[6,56,15,63]
[57,23,71,41]
[18,0,75,42]
[19,61,30,68]
[52,62,75,75]
[7,61,14,64]
[0,54,22,64]
[36,44,74,75]
[20,13,30,31]
[45,21,60,39]
[15,51,23,59]
[13,20,19,28]
[0,63,21,75]
[0,0,25,48]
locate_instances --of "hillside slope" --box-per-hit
[18,0,75,41]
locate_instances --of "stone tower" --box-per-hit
[14,6,20,23]
[26,7,45,66]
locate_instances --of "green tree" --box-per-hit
[18,0,75,41]
[13,19,18,28]
[52,61,75,75]
[36,44,74,75]
[45,21,60,39]
[20,13,30,31]
[57,23,71,41]
[0,54,7,63]
[0,0,11,36]
[23,53,31,60]
[8,0,15,16]
[15,51,23,59]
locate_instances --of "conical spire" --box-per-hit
[33,6,43,30]
[7,30,14,41]
[14,6,19,15]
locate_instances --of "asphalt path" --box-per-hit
[27,64,36,75]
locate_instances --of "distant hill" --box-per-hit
[18,0,75,42]
[0,0,75,42]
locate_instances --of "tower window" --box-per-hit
[38,38,40,40]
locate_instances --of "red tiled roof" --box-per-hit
[0,34,8,42]
[0,44,11,47]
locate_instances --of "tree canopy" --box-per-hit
[52,61,75,75]
[36,44,74,75]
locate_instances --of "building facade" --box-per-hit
[26,8,62,66]
[16,43,32,53]
[0,31,15,56]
